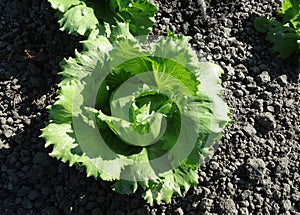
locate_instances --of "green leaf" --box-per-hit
[254,0,300,59]
[151,33,200,73]
[114,0,158,36]
[109,0,132,11]
[40,123,80,165]
[48,0,82,12]
[109,36,200,94]
[266,25,299,59]
[112,180,138,194]
[82,0,157,36]
[279,0,300,28]
[109,22,136,42]
[80,35,112,52]
[118,148,159,181]
[58,3,98,36]
[48,81,82,123]
[58,37,110,85]
[143,165,199,205]
[254,17,280,33]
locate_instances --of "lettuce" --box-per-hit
[43,0,230,205]
[48,0,157,37]
[41,23,230,204]
[254,0,300,59]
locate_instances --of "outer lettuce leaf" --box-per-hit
[88,0,157,36]
[48,0,157,36]
[48,0,82,12]
[58,3,98,36]
[113,0,158,36]
[151,33,200,73]
[143,165,199,205]
[58,35,111,86]
[48,81,81,123]
[41,123,78,163]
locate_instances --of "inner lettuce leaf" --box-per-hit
[41,23,230,205]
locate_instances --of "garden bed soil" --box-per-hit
[0,0,299,214]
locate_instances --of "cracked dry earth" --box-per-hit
[0,0,299,214]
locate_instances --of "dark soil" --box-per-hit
[0,0,299,214]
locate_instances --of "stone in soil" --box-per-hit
[256,112,276,132]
